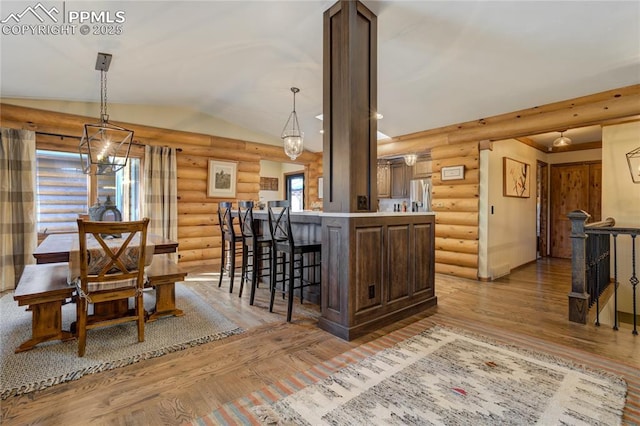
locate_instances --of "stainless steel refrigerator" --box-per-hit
[409,178,431,212]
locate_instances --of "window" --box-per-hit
[36,150,140,233]
[285,173,305,211]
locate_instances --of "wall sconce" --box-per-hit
[626,146,640,184]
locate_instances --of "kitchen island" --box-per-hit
[250,209,436,340]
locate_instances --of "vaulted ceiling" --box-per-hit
[1,1,638,151]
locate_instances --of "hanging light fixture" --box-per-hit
[404,154,417,166]
[626,146,640,184]
[552,131,572,147]
[79,52,134,175]
[281,87,303,160]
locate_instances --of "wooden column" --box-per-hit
[319,0,437,341]
[322,0,377,212]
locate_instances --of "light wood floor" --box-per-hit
[1,258,637,425]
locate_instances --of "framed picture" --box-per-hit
[441,165,464,181]
[260,177,279,191]
[503,157,530,198]
[207,160,237,198]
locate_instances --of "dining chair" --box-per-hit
[237,201,273,304]
[217,202,243,293]
[267,200,321,322]
[75,217,150,357]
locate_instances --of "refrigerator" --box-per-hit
[409,178,431,212]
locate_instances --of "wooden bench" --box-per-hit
[145,255,188,322]
[13,263,75,353]
[13,257,188,352]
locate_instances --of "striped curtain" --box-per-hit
[0,128,37,291]
[142,146,178,263]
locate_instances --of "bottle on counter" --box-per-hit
[402,201,407,212]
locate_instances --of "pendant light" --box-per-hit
[79,52,134,175]
[404,154,417,166]
[552,131,572,147]
[626,146,640,184]
[281,87,303,160]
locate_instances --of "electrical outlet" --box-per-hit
[368,284,375,299]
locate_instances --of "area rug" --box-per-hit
[1,283,244,399]
[199,322,629,425]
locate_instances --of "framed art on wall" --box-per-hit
[208,160,237,198]
[503,157,530,198]
[441,165,464,181]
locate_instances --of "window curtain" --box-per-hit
[142,146,178,263]
[0,128,37,291]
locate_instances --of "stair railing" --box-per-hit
[568,210,639,335]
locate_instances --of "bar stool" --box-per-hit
[217,201,242,293]
[238,201,273,304]
[267,200,322,322]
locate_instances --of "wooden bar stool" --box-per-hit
[237,201,273,304]
[267,200,322,322]
[217,201,243,293]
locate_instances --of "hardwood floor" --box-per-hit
[1,258,637,425]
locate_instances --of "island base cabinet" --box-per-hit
[319,213,436,340]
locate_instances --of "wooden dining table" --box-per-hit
[32,232,182,321]
[33,233,179,264]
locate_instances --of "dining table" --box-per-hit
[33,233,179,264]
[32,232,182,322]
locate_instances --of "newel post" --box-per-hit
[567,210,590,324]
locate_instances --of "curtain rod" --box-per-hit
[35,131,182,151]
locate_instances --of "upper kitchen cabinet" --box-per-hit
[377,162,391,198]
[412,157,432,179]
[390,161,410,198]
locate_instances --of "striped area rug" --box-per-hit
[191,316,638,425]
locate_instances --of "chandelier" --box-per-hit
[404,154,417,166]
[79,52,134,174]
[626,146,640,184]
[281,87,303,160]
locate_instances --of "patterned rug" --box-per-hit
[1,283,244,399]
[198,321,630,425]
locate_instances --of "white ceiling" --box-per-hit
[1,1,639,152]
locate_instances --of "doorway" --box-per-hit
[285,172,305,211]
[536,160,548,258]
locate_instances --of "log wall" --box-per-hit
[431,140,479,280]
[0,103,323,269]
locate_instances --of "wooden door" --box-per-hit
[550,162,601,258]
[588,163,602,222]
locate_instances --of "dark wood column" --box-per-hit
[322,0,377,213]
[319,0,437,341]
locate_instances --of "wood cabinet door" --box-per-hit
[413,159,432,179]
[390,162,406,198]
[550,162,601,258]
[377,164,390,198]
